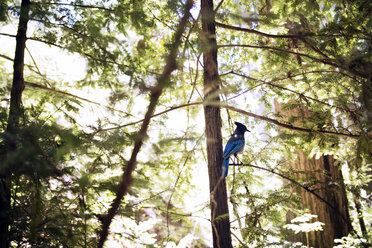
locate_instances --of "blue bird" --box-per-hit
[221,122,250,178]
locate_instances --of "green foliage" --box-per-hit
[1,0,371,247]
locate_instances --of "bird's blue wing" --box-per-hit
[221,157,230,178]
[221,135,245,178]
[223,138,245,159]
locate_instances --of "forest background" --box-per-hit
[0,0,371,247]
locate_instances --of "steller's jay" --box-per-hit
[221,122,250,178]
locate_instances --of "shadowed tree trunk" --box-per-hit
[275,101,352,248]
[0,0,30,246]
[285,153,352,247]
[201,0,233,247]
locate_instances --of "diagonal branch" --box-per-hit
[216,22,297,39]
[96,1,194,247]
[225,70,359,116]
[0,32,123,67]
[38,2,115,11]
[218,44,339,68]
[92,100,359,139]
[231,163,350,226]
[220,104,359,139]
[216,22,372,40]
[24,81,131,115]
[93,102,202,133]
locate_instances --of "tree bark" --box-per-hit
[201,0,233,247]
[285,154,351,247]
[0,0,30,246]
[275,101,352,247]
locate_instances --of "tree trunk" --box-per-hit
[0,0,30,246]
[285,153,352,247]
[275,101,352,248]
[201,1,233,247]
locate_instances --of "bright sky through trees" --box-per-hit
[0,0,371,247]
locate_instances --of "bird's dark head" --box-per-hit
[235,122,250,133]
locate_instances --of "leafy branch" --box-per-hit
[230,163,351,228]
[0,32,123,68]
[218,44,339,68]
[15,78,361,139]
[37,2,116,11]
[96,1,194,246]
[220,104,359,139]
[224,70,360,117]
[24,81,131,115]
[216,22,298,39]
[216,22,372,40]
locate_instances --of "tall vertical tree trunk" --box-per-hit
[201,1,233,247]
[0,0,30,246]
[275,101,352,247]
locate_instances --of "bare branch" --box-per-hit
[0,32,16,39]
[214,0,226,12]
[231,231,249,248]
[0,53,13,61]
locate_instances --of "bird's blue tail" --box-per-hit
[221,157,230,178]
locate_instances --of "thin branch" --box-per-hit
[96,1,194,246]
[187,53,203,103]
[24,81,131,115]
[218,44,339,68]
[231,231,249,248]
[25,46,53,88]
[92,100,359,139]
[219,104,359,139]
[93,102,202,133]
[229,192,293,225]
[0,32,122,67]
[0,32,16,39]
[225,70,359,116]
[216,22,297,39]
[216,22,372,40]
[1,52,131,116]
[165,134,203,245]
[0,53,13,61]
[298,36,333,61]
[150,207,209,221]
[30,18,119,63]
[231,163,350,226]
[38,2,115,11]
[214,0,225,12]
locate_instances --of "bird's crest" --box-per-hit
[234,122,250,133]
